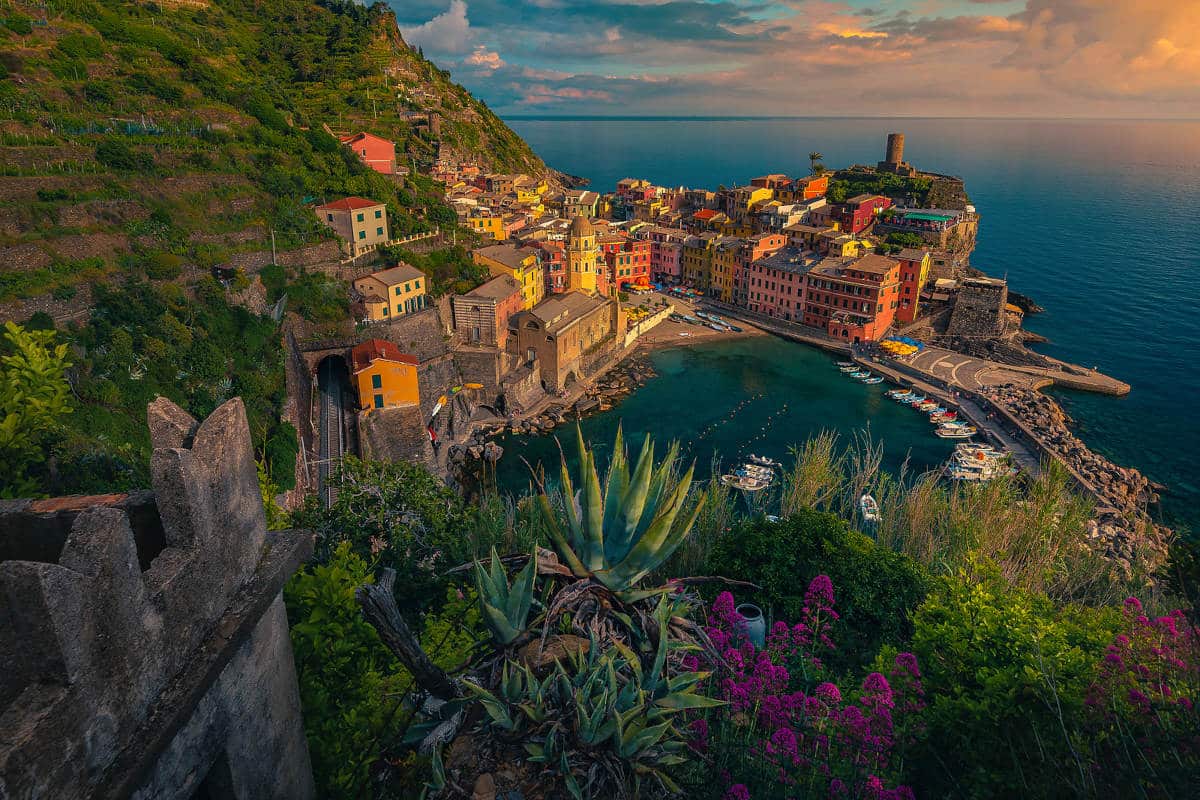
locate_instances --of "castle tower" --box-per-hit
[566,214,598,295]
[885,133,905,165]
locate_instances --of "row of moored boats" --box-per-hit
[670,310,743,333]
[885,386,978,438]
[836,361,884,384]
[719,454,779,492]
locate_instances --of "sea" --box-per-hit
[498,118,1200,532]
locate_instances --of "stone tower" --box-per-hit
[566,214,598,295]
[0,397,316,799]
[885,133,905,165]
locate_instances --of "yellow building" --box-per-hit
[467,212,506,242]
[565,215,599,295]
[821,231,870,258]
[351,339,420,412]
[473,243,545,309]
[710,238,743,303]
[353,263,427,322]
[681,232,719,290]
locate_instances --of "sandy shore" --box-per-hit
[629,294,767,351]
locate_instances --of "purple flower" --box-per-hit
[724,784,751,800]
[815,682,843,705]
[893,652,921,678]
[1123,596,1143,613]
[805,575,836,607]
[828,778,848,797]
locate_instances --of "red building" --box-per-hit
[744,246,817,321]
[340,132,396,175]
[832,194,893,235]
[894,247,931,324]
[534,240,567,294]
[801,253,901,342]
[598,233,652,292]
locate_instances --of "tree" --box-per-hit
[808,151,824,175]
[0,322,74,497]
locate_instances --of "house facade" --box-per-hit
[895,248,932,324]
[315,197,390,257]
[451,274,523,349]
[351,339,420,412]
[353,263,427,322]
[801,254,901,342]
[473,243,545,310]
[507,293,617,392]
[340,132,396,175]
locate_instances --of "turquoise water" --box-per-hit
[504,117,1200,531]
[494,336,956,499]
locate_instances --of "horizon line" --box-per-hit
[500,114,1200,122]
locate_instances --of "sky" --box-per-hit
[387,0,1200,117]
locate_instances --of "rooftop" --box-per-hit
[849,253,901,275]
[896,247,931,261]
[316,196,383,212]
[462,274,521,300]
[351,339,419,371]
[753,246,818,276]
[526,292,608,336]
[366,263,425,286]
[475,244,539,271]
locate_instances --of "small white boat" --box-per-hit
[936,425,977,439]
[855,372,875,381]
[955,442,1000,456]
[930,411,958,423]
[916,401,939,411]
[849,371,871,379]
[836,361,855,367]
[926,407,947,416]
[863,376,884,385]
[905,395,927,405]
[721,474,770,491]
[887,388,912,398]
[747,454,780,468]
[859,493,881,523]
[840,365,860,373]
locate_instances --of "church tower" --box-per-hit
[566,215,598,295]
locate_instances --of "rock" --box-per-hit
[472,773,497,800]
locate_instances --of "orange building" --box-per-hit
[801,254,901,343]
[340,132,397,175]
[351,339,420,413]
[894,247,932,324]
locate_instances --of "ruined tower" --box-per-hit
[0,397,316,799]
[878,132,917,176]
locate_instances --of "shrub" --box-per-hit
[143,252,183,280]
[705,511,930,674]
[264,422,298,491]
[95,139,153,172]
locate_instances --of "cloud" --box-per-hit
[464,45,505,71]
[516,84,615,105]
[400,0,473,55]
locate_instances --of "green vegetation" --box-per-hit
[377,244,487,297]
[0,322,74,497]
[827,170,933,204]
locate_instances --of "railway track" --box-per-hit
[317,358,348,506]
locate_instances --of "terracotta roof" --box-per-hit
[364,263,425,286]
[316,196,383,211]
[569,215,595,237]
[848,254,900,275]
[351,339,418,372]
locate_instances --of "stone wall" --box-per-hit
[0,398,315,799]
[500,360,545,412]
[358,404,434,469]
[947,278,1007,338]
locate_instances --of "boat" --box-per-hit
[727,325,743,333]
[706,322,727,332]
[737,464,775,478]
[862,376,884,384]
[859,493,881,523]
[955,442,1000,455]
[935,425,978,439]
[855,372,875,381]
[836,361,855,367]
[887,388,913,399]
[721,474,770,492]
[916,401,939,411]
[930,411,958,423]
[904,395,927,405]
[840,365,860,373]
[849,371,871,379]
[747,454,780,468]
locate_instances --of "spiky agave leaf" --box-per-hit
[474,548,537,645]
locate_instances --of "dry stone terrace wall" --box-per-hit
[0,397,315,799]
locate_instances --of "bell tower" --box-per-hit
[566,215,598,294]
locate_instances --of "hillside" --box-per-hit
[0,0,548,496]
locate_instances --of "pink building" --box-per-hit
[598,234,652,292]
[744,246,818,321]
[635,225,686,284]
[340,132,396,175]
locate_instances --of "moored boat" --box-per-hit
[836,361,855,367]
[840,365,860,373]
[721,474,770,491]
[747,454,780,468]
[916,401,939,411]
[905,395,927,406]
[935,424,978,439]
[863,376,884,384]
[849,371,871,379]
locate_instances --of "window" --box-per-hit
[371,374,382,389]
[356,213,365,222]
[395,286,402,296]
[358,230,366,239]
[414,279,421,290]
[404,282,411,292]
[375,209,382,219]
[373,394,384,408]
[396,304,403,314]
[376,227,384,236]
[326,213,333,222]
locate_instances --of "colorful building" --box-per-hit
[353,263,427,322]
[894,247,932,324]
[565,215,600,295]
[451,274,523,349]
[831,194,893,235]
[744,246,818,321]
[776,175,829,203]
[339,132,396,175]
[314,197,389,258]
[732,233,788,305]
[801,254,901,342]
[473,244,545,310]
[351,339,420,413]
[636,225,686,284]
[507,293,618,392]
[681,232,719,290]
[599,234,652,293]
[465,210,506,241]
[710,238,743,302]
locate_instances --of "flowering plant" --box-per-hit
[695,579,921,799]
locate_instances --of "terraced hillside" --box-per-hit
[0,0,548,497]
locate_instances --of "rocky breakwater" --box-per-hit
[980,384,1170,573]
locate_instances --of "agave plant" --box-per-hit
[474,547,536,646]
[538,427,705,598]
